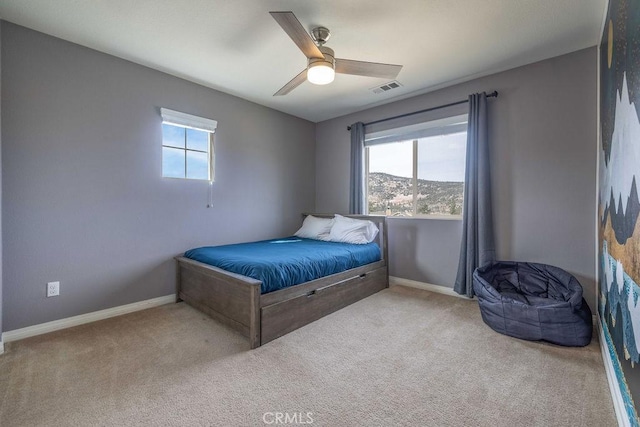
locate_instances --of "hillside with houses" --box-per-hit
[368,172,464,216]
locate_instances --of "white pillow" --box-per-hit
[328,215,379,244]
[294,215,334,241]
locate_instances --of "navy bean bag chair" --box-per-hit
[473,261,592,347]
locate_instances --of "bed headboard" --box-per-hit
[301,213,388,263]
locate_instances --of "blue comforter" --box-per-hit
[184,237,381,294]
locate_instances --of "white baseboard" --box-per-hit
[597,314,630,427]
[0,340,4,355]
[2,294,176,344]
[389,276,473,299]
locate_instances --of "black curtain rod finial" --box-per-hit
[346,89,498,131]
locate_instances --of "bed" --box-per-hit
[175,214,388,348]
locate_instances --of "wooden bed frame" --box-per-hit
[175,214,388,349]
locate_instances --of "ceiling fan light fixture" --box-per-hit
[307,62,335,85]
[307,46,335,85]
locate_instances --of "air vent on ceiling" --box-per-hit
[370,80,403,94]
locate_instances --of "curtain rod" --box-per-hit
[346,91,498,131]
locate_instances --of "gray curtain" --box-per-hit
[349,122,366,214]
[454,93,496,297]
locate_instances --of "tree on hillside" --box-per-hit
[419,203,432,214]
[449,200,461,215]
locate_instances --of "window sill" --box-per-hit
[162,176,212,182]
[383,214,463,221]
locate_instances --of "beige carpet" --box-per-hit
[0,286,615,426]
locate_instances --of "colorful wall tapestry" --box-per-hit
[599,0,640,424]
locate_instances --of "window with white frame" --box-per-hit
[160,108,217,181]
[366,114,467,217]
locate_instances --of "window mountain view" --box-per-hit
[368,172,464,216]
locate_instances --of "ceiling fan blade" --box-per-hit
[274,69,308,96]
[335,58,402,79]
[270,11,324,59]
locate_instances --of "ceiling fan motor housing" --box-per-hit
[308,46,335,68]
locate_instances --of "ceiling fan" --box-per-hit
[270,11,403,96]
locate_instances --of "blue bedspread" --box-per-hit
[184,237,381,294]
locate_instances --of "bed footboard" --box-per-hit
[176,257,262,348]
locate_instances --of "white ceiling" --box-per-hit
[0,0,606,122]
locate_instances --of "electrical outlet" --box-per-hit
[47,281,60,297]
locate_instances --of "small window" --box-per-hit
[160,108,217,181]
[366,115,467,217]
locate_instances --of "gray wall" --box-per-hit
[316,48,598,310]
[1,23,316,331]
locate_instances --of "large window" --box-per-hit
[160,108,217,181]
[366,115,467,217]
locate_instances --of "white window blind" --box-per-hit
[365,114,468,146]
[160,108,218,133]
